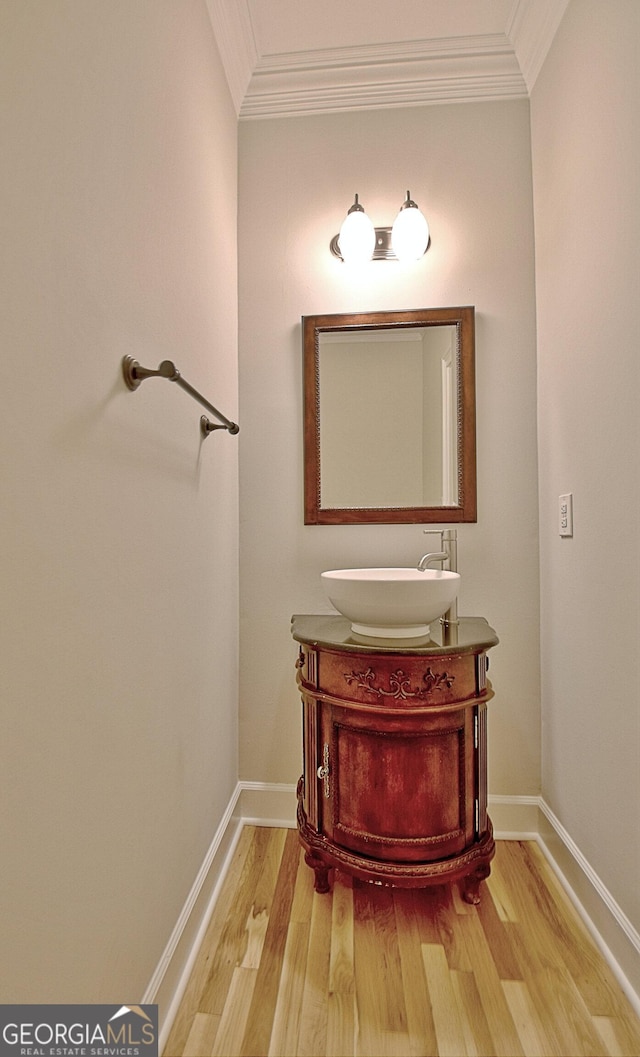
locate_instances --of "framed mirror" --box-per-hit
[303,307,476,525]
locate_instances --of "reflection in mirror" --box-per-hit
[303,308,476,525]
[319,327,459,508]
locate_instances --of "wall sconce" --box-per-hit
[330,191,430,264]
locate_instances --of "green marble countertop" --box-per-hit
[291,614,498,656]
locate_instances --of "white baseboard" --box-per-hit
[149,783,640,1051]
[536,797,640,1019]
[489,792,541,838]
[144,784,244,1056]
[237,780,297,828]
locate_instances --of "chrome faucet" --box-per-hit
[417,549,448,571]
[417,529,459,627]
[417,528,457,573]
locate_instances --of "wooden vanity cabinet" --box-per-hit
[292,615,498,904]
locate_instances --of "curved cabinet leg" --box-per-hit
[462,862,491,905]
[304,851,332,893]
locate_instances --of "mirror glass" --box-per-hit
[303,307,476,525]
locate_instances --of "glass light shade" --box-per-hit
[338,208,376,264]
[391,203,429,262]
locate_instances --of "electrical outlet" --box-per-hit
[559,493,573,537]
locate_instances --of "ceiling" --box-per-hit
[205,0,569,118]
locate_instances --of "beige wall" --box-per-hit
[7,0,637,1017]
[0,1,239,1002]
[238,100,541,797]
[532,0,640,930]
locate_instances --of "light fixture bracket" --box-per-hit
[330,226,399,261]
[330,225,431,261]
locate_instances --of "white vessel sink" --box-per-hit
[321,567,460,639]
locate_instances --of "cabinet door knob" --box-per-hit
[317,744,330,797]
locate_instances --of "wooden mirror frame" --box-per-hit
[303,306,477,525]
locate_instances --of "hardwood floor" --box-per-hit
[164,826,640,1057]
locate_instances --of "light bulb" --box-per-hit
[391,191,429,262]
[337,195,376,264]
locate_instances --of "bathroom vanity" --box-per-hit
[292,614,498,903]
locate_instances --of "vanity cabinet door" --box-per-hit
[318,701,475,863]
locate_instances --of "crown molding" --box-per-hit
[204,0,257,115]
[240,33,527,119]
[204,1,569,120]
[506,0,570,92]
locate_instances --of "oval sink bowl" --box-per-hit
[321,567,460,639]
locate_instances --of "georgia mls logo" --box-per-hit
[108,1007,155,1043]
[0,1004,158,1057]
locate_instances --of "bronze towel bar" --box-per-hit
[122,356,239,438]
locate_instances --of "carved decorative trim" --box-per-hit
[335,822,463,848]
[297,801,495,884]
[343,666,454,700]
[306,648,318,688]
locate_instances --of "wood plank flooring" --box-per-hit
[164,826,640,1057]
